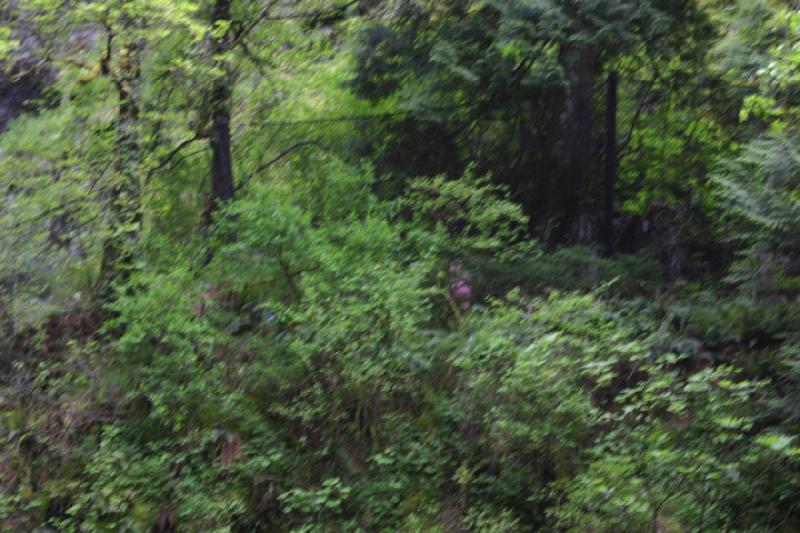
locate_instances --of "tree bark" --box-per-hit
[553,43,596,243]
[601,70,618,255]
[206,0,235,226]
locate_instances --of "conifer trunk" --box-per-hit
[206,0,235,225]
[553,43,596,243]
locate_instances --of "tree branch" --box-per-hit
[144,132,208,184]
[236,139,326,191]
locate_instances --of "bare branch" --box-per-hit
[236,139,326,191]
[144,132,209,184]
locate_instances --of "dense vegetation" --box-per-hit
[2,0,800,530]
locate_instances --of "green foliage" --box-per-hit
[398,171,530,259]
[0,26,18,60]
[714,135,800,291]
[3,0,800,531]
[474,245,663,297]
[349,0,712,231]
[710,2,800,292]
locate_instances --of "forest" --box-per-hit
[1,0,800,530]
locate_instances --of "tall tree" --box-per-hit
[350,0,710,242]
[97,9,145,297]
[0,0,199,302]
[206,0,235,225]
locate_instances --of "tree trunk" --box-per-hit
[552,43,596,243]
[601,70,618,255]
[206,0,235,226]
[97,35,142,300]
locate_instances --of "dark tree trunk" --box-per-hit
[206,0,235,226]
[209,83,234,212]
[552,43,596,243]
[601,70,618,255]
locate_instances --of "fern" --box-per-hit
[714,134,800,289]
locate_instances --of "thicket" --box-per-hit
[1,0,800,531]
